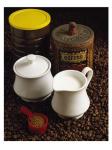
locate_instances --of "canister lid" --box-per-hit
[52,22,94,46]
[9,9,51,30]
[14,54,51,78]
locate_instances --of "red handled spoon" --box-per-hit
[20,106,48,134]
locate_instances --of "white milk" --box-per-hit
[55,76,83,91]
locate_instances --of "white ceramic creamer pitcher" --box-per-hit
[51,67,93,119]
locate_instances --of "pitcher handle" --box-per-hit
[82,67,93,88]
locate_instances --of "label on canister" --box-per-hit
[50,40,93,73]
[50,22,94,74]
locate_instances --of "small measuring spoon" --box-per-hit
[20,106,48,134]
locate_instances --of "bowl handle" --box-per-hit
[82,67,93,88]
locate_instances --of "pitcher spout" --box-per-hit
[53,68,93,93]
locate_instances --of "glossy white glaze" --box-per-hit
[13,54,53,102]
[51,67,93,119]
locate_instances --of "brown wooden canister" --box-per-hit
[9,9,51,59]
[50,22,94,74]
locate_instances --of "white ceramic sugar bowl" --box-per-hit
[13,54,53,102]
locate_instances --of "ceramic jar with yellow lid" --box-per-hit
[9,9,51,59]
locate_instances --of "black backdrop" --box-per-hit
[4,7,108,39]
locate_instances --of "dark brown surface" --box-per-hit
[4,7,108,141]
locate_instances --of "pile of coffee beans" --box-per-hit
[4,26,108,140]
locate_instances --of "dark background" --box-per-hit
[4,7,108,141]
[4,7,108,38]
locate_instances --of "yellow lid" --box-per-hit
[9,9,51,30]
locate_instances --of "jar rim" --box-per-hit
[9,9,51,30]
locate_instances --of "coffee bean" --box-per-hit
[4,25,108,141]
